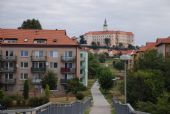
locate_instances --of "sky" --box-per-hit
[0,0,170,45]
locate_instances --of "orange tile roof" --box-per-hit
[138,42,156,52]
[0,28,78,46]
[84,30,133,36]
[156,37,170,46]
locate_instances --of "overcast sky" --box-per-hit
[0,0,170,45]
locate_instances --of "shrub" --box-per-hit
[0,90,4,99]
[0,96,13,107]
[28,96,49,107]
[76,92,84,100]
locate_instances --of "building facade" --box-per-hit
[0,28,85,95]
[84,19,134,48]
[80,51,88,86]
[156,37,170,58]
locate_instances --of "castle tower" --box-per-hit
[103,18,108,31]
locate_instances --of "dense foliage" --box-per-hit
[23,80,29,99]
[42,70,58,90]
[66,78,87,94]
[18,18,42,29]
[98,68,114,92]
[127,49,170,113]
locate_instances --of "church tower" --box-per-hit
[103,18,108,31]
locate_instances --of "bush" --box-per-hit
[76,92,84,100]
[0,96,13,107]
[28,96,49,107]
[0,90,4,99]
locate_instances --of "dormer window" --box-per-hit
[34,39,47,44]
[4,38,18,43]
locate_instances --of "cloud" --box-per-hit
[0,0,170,45]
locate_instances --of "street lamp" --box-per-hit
[120,54,132,104]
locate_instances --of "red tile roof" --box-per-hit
[0,28,78,46]
[84,30,133,36]
[138,42,156,52]
[156,37,170,46]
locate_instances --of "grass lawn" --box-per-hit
[50,97,76,104]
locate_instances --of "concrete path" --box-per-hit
[90,81,111,114]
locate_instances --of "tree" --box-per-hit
[42,70,58,90]
[113,60,124,71]
[23,80,29,99]
[18,18,42,29]
[127,70,164,106]
[134,49,163,70]
[66,78,86,94]
[65,78,86,101]
[45,84,50,98]
[79,35,87,44]
[98,68,114,92]
[88,53,101,78]
[104,38,110,47]
[128,44,136,50]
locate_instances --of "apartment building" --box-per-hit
[84,19,134,48]
[0,28,83,95]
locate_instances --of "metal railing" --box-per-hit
[31,56,47,61]
[0,97,92,114]
[113,98,150,114]
[0,79,16,85]
[31,67,46,73]
[1,56,17,61]
[60,68,76,74]
[61,56,76,62]
[0,67,16,73]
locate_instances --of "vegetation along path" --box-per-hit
[90,81,111,114]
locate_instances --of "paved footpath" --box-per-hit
[90,81,111,114]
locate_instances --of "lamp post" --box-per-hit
[120,54,132,104]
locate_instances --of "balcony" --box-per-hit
[60,79,67,85]
[31,67,46,73]
[80,57,86,61]
[0,67,16,73]
[31,56,47,61]
[1,56,17,61]
[61,56,75,62]
[60,68,76,74]
[1,79,16,85]
[32,79,42,85]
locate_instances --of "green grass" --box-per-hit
[82,79,96,97]
[84,108,91,114]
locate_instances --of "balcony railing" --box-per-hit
[32,79,42,85]
[31,67,46,73]
[60,68,76,74]
[1,79,16,85]
[61,56,75,62]
[0,67,16,73]
[31,56,47,61]
[1,56,17,61]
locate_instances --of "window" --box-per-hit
[49,51,58,58]
[4,38,17,43]
[34,51,43,57]
[20,73,28,80]
[6,51,14,56]
[5,73,13,79]
[50,62,58,68]
[34,39,47,44]
[33,62,45,68]
[21,50,28,57]
[21,62,28,68]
